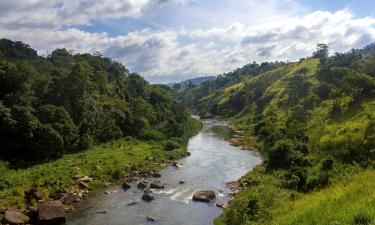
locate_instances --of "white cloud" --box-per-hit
[0,0,375,83]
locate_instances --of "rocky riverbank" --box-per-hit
[0,157,189,225]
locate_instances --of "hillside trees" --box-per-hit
[0,38,199,165]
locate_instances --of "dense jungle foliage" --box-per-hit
[0,38,199,166]
[175,43,375,225]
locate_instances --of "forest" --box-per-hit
[0,38,200,166]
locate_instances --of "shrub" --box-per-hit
[354,212,372,225]
[140,129,166,141]
[246,197,260,220]
[322,158,334,171]
[163,140,180,151]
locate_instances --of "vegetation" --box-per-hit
[0,137,192,208]
[176,43,375,225]
[0,38,200,165]
[0,38,202,208]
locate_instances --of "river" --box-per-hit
[66,119,262,225]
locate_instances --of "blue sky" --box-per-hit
[1,0,375,83]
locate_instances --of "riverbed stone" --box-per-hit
[144,188,153,194]
[151,172,161,178]
[141,193,154,202]
[192,190,216,202]
[146,216,155,221]
[3,210,30,224]
[78,176,93,183]
[122,182,131,190]
[137,181,148,189]
[216,202,229,209]
[79,182,89,189]
[150,180,165,189]
[25,187,44,202]
[37,201,66,225]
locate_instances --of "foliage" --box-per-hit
[0,138,190,208]
[177,42,375,225]
[0,38,198,166]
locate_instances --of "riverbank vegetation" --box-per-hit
[175,43,375,225]
[0,38,202,210]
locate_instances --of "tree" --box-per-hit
[313,43,329,59]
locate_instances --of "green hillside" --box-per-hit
[0,39,201,209]
[177,44,375,225]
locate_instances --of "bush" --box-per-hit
[322,158,334,171]
[247,197,260,220]
[163,140,180,151]
[267,139,309,170]
[354,212,372,225]
[140,129,166,141]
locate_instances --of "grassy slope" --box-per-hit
[270,170,375,225]
[205,58,375,225]
[215,168,375,225]
[0,137,191,209]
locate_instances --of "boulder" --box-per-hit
[25,187,44,202]
[72,174,85,180]
[79,182,89,189]
[3,210,30,224]
[192,190,216,202]
[141,193,154,202]
[150,180,165,189]
[144,188,153,194]
[216,202,229,209]
[78,176,93,183]
[146,216,155,221]
[48,189,67,201]
[151,173,161,178]
[172,162,183,169]
[122,183,131,190]
[37,201,66,225]
[137,181,148,190]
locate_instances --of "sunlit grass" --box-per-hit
[0,137,187,208]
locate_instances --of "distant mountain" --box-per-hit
[168,76,216,88]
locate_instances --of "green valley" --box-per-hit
[175,44,375,225]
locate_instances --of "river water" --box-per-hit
[67,119,262,225]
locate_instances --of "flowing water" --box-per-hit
[67,119,262,225]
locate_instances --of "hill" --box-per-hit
[177,44,375,225]
[168,76,216,88]
[0,38,201,209]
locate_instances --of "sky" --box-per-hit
[0,0,375,83]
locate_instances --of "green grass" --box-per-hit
[214,166,369,225]
[270,170,375,225]
[0,137,188,209]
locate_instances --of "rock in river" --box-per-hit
[144,188,153,194]
[122,183,131,190]
[137,181,148,190]
[141,193,155,202]
[150,180,165,189]
[37,201,66,225]
[151,172,162,178]
[216,202,229,209]
[3,210,30,224]
[192,190,216,202]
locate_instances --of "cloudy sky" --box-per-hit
[1,0,375,83]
